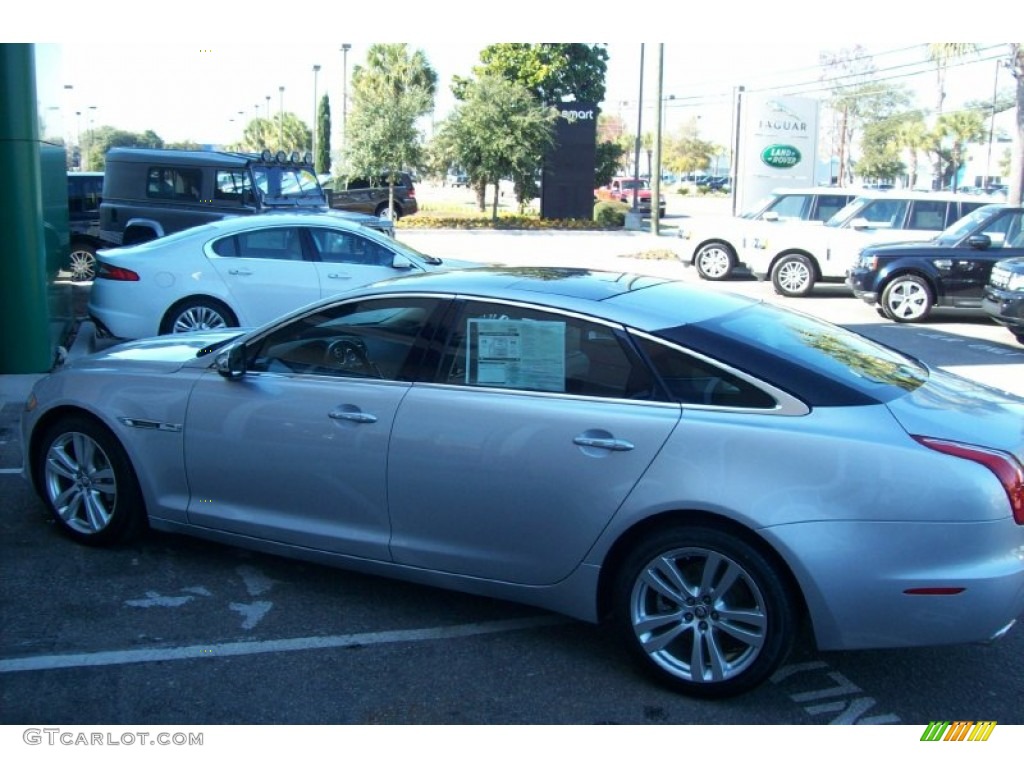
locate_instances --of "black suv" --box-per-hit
[846,204,1024,322]
[99,148,393,248]
[983,257,1024,345]
[67,171,104,281]
[326,172,418,219]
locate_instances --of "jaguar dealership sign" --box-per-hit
[735,95,820,214]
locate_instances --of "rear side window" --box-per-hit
[764,194,811,221]
[856,198,909,228]
[147,167,201,202]
[907,200,947,230]
[634,336,776,409]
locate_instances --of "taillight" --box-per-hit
[96,263,140,281]
[407,188,416,198]
[913,436,1024,524]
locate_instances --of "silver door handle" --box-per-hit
[327,273,353,279]
[328,409,377,424]
[228,269,253,276]
[573,436,634,451]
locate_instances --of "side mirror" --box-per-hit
[216,344,247,379]
[391,254,414,270]
[966,234,992,250]
[850,217,876,230]
[762,211,780,222]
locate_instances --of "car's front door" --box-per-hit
[306,226,415,298]
[386,300,682,585]
[183,296,447,559]
[206,225,321,326]
[945,210,1024,306]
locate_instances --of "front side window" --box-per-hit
[247,297,443,380]
[308,228,394,266]
[440,301,652,399]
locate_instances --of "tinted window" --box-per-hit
[441,301,652,399]
[657,303,927,405]
[215,170,251,203]
[634,336,776,408]
[147,167,201,201]
[211,227,304,260]
[814,195,851,221]
[906,200,948,230]
[308,228,394,265]
[855,198,909,228]
[247,297,442,380]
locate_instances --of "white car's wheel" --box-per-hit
[161,299,238,335]
[880,275,933,322]
[694,243,737,281]
[612,525,798,698]
[771,255,816,297]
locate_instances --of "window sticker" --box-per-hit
[467,319,566,391]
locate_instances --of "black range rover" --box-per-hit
[983,257,1024,345]
[846,204,1024,323]
[99,148,393,248]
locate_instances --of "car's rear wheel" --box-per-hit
[68,244,97,282]
[612,525,797,698]
[694,242,737,281]
[375,203,400,220]
[880,274,933,322]
[160,299,238,335]
[37,416,146,546]
[771,254,816,297]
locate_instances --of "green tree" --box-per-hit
[460,43,608,105]
[661,117,717,180]
[929,109,987,190]
[890,113,930,189]
[83,126,164,171]
[595,140,625,188]
[316,94,331,175]
[856,114,909,182]
[435,74,557,219]
[232,114,309,154]
[344,44,436,216]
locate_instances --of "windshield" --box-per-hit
[935,204,1004,244]
[252,165,326,205]
[619,179,649,191]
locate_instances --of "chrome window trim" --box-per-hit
[629,329,810,416]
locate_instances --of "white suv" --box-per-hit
[742,190,989,297]
[677,187,854,280]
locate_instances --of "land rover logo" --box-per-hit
[761,145,801,168]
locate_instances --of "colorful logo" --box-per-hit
[920,721,997,741]
[760,144,802,169]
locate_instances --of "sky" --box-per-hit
[17,2,1012,153]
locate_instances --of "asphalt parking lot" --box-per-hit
[2,217,1023,729]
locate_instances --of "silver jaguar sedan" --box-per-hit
[21,267,1024,697]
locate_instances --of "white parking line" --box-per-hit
[0,615,568,674]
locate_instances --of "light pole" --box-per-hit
[63,84,74,168]
[312,64,321,159]
[278,86,285,150]
[341,44,351,153]
[86,106,96,170]
[984,59,1001,190]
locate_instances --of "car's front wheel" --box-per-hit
[694,242,737,281]
[771,254,816,297]
[160,298,238,335]
[68,244,97,282]
[612,525,798,698]
[37,416,146,545]
[880,274,933,322]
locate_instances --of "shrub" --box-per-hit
[593,200,628,228]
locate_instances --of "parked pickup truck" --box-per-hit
[595,177,665,217]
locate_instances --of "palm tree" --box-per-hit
[893,117,929,189]
[935,110,986,190]
[927,43,978,117]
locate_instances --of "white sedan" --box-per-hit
[88,213,463,339]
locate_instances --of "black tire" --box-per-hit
[880,274,933,322]
[375,202,401,220]
[68,243,97,282]
[611,525,798,698]
[771,254,816,297]
[694,242,737,281]
[160,298,238,335]
[36,416,146,546]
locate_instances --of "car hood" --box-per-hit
[886,367,1024,461]
[860,238,943,255]
[65,330,245,373]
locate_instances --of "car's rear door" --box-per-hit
[206,225,321,325]
[386,299,681,586]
